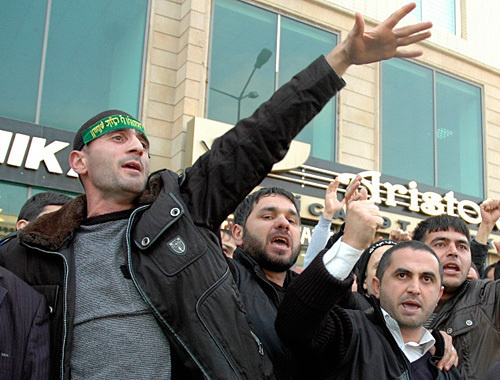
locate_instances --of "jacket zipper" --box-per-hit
[24,244,70,380]
[250,330,265,355]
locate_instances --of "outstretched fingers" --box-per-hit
[381,2,418,30]
[394,21,433,39]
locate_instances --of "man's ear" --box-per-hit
[438,286,444,304]
[16,219,29,230]
[372,276,381,299]
[232,224,244,247]
[69,150,87,176]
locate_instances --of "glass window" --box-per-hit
[278,18,337,162]
[382,59,434,185]
[0,181,76,219]
[40,0,148,130]
[0,0,47,122]
[0,181,29,216]
[208,0,338,161]
[207,0,276,125]
[0,0,148,129]
[414,0,457,34]
[382,59,483,197]
[436,73,483,195]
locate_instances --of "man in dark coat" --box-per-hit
[230,187,301,380]
[413,213,500,380]
[0,266,50,380]
[275,193,462,380]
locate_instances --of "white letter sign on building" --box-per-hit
[0,117,82,193]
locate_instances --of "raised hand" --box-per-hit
[476,199,500,244]
[342,187,384,251]
[323,175,362,219]
[326,2,432,76]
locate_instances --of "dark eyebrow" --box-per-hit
[429,236,470,248]
[420,271,437,280]
[392,267,437,280]
[258,206,299,218]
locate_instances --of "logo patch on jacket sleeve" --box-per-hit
[167,236,187,255]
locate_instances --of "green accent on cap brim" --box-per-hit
[81,114,146,145]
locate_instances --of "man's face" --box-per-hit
[237,195,301,272]
[373,248,443,340]
[363,245,393,295]
[76,129,150,201]
[422,229,471,296]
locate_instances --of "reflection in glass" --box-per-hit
[208,0,276,125]
[40,0,148,130]
[436,73,482,196]
[0,0,46,122]
[382,59,434,185]
[211,48,272,121]
[208,0,338,161]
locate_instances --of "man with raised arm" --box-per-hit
[0,3,431,379]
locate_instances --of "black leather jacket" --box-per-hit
[429,279,500,380]
[0,56,345,379]
[230,248,299,380]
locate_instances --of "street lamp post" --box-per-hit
[211,48,272,121]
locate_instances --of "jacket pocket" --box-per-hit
[132,193,209,276]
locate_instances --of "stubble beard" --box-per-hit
[242,228,301,272]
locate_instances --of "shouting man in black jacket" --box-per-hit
[275,192,462,379]
[230,187,301,380]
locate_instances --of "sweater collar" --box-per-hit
[18,172,164,251]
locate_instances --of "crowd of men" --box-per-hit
[1,3,500,379]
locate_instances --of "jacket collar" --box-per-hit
[233,247,298,286]
[18,172,164,251]
[366,295,446,359]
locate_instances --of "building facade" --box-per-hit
[1,0,500,265]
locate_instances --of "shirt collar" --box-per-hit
[381,308,435,363]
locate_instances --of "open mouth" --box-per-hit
[270,235,290,248]
[123,161,142,172]
[443,262,461,275]
[401,300,421,312]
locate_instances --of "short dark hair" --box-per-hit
[376,240,443,283]
[413,215,471,244]
[18,192,72,222]
[233,187,299,226]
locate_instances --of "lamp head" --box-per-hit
[254,48,272,69]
